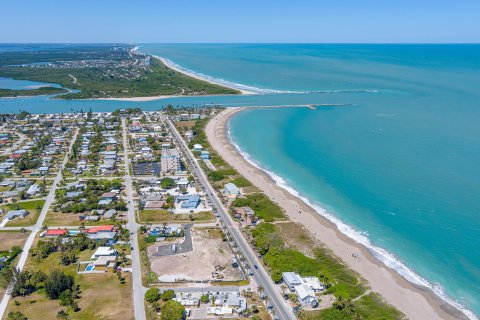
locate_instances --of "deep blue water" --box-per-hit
[0,44,479,319]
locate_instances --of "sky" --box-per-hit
[1,0,479,43]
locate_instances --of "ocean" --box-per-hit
[142,44,480,319]
[1,44,480,319]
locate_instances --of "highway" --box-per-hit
[0,128,79,319]
[165,115,294,320]
[121,117,147,320]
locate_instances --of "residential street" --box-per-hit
[165,116,294,320]
[0,128,79,319]
[121,117,147,320]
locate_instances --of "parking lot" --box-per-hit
[133,161,161,175]
[150,224,193,257]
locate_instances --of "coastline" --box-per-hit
[206,106,469,320]
[151,55,255,95]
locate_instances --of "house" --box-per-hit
[92,256,117,271]
[283,272,302,291]
[85,225,116,234]
[144,201,165,210]
[90,246,117,260]
[6,209,29,220]
[211,291,247,314]
[103,209,117,219]
[282,272,323,308]
[223,183,241,199]
[66,191,83,199]
[175,195,200,209]
[88,232,117,242]
[100,192,117,201]
[26,184,40,196]
[173,292,199,307]
[84,215,100,222]
[295,285,318,308]
[45,229,69,237]
[193,144,203,151]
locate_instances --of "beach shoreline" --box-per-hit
[206,106,468,320]
[151,55,255,95]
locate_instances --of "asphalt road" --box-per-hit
[121,117,147,320]
[0,128,79,319]
[166,116,294,320]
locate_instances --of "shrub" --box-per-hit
[145,287,160,303]
[161,289,175,301]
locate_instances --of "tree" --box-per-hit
[160,300,185,320]
[145,287,160,303]
[57,309,70,320]
[280,284,287,297]
[1,268,34,297]
[59,289,75,307]
[7,311,27,320]
[32,270,47,286]
[200,294,210,304]
[60,251,76,266]
[161,289,175,301]
[45,270,75,300]
[160,178,175,190]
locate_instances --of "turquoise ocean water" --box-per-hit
[1,44,479,319]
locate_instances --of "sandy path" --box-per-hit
[206,107,466,320]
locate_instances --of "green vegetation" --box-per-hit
[145,288,160,303]
[160,178,176,190]
[305,293,403,320]
[232,193,285,222]
[0,86,68,98]
[161,289,175,301]
[0,44,130,66]
[248,222,404,319]
[4,234,133,319]
[161,300,185,320]
[54,179,126,213]
[251,222,363,298]
[0,45,240,99]
[230,176,252,187]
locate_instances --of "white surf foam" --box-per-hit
[226,119,478,320]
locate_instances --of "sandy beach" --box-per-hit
[206,106,467,320]
[152,55,255,95]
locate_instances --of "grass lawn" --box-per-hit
[2,199,45,227]
[138,231,154,287]
[43,210,117,227]
[138,210,214,224]
[6,237,134,320]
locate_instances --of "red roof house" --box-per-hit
[45,229,69,237]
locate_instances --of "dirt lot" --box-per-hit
[0,231,29,250]
[149,228,243,282]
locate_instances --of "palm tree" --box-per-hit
[257,285,264,297]
[280,284,287,298]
